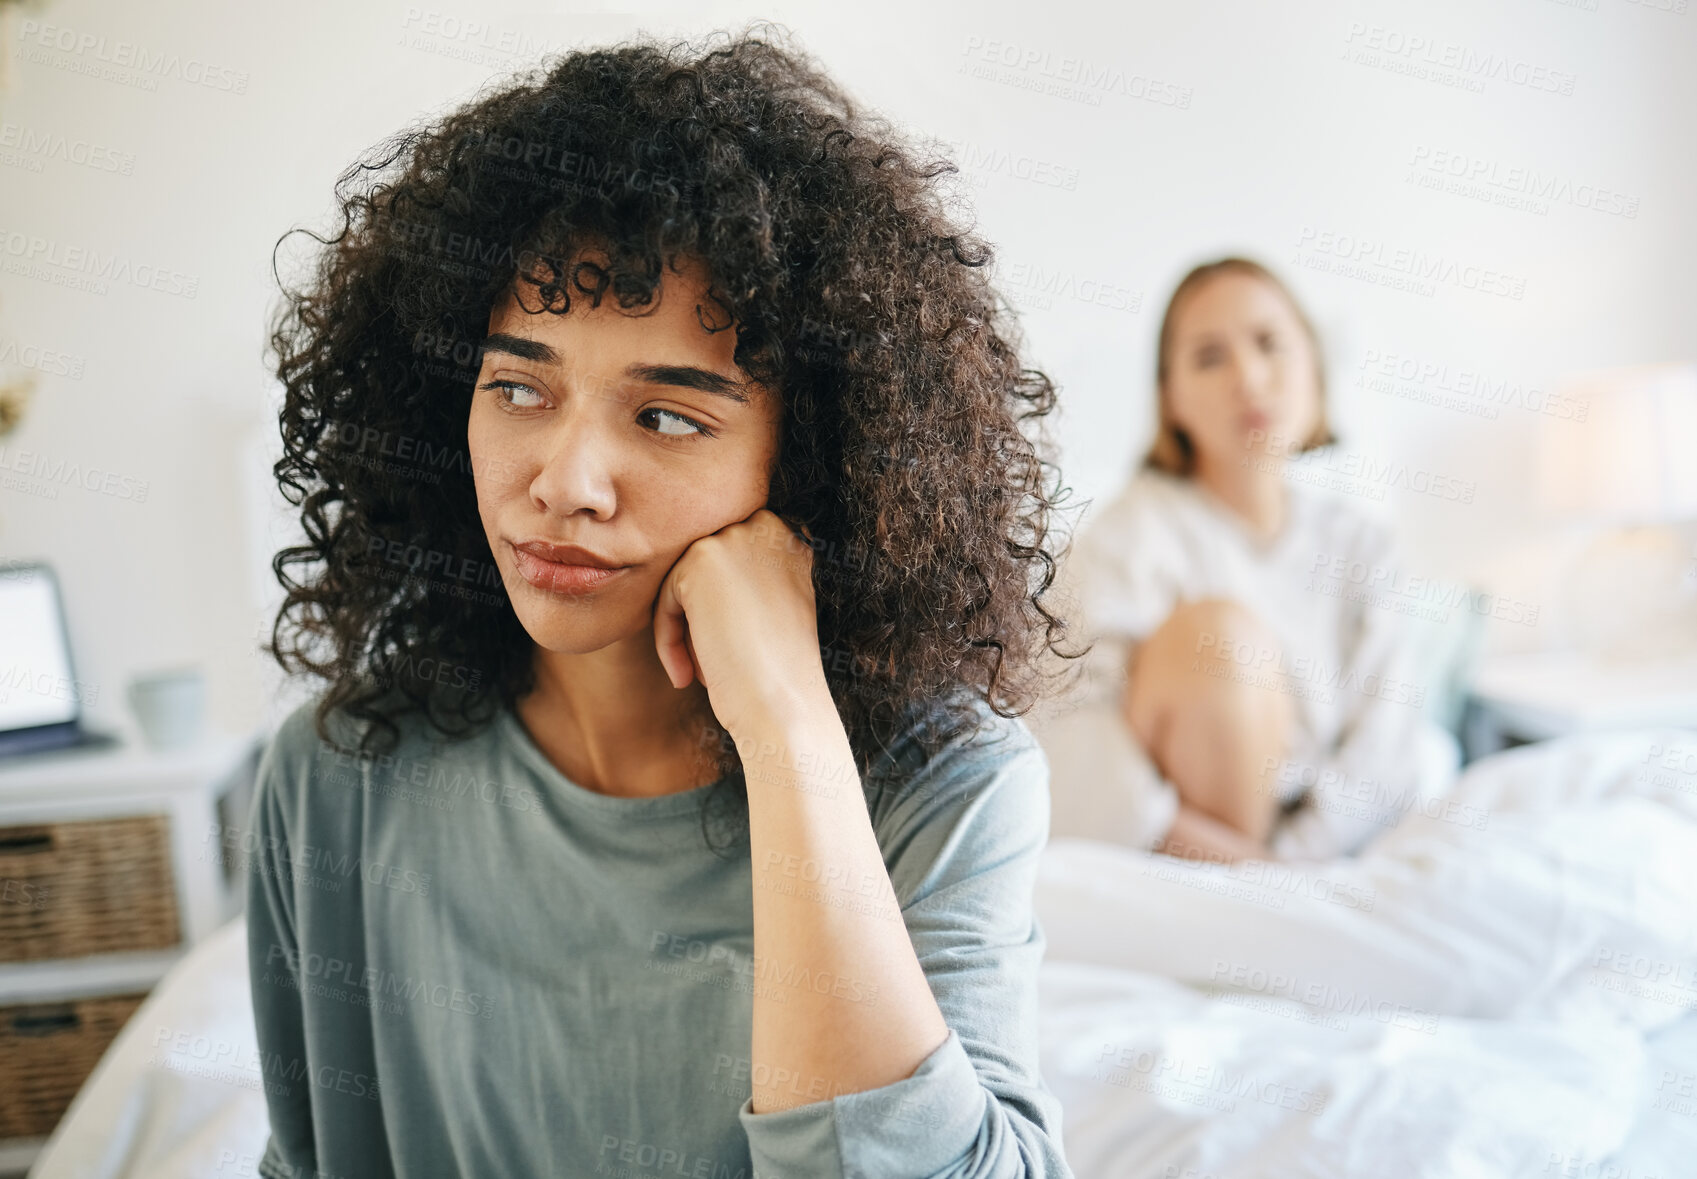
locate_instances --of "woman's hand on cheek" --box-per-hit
[651,508,830,740]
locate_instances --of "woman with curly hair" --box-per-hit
[248,23,1080,1179]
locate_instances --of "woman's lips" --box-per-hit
[510,543,630,594]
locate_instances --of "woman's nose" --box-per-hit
[528,408,618,519]
[1232,349,1274,403]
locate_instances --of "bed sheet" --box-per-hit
[27,915,270,1179]
[1034,726,1697,1178]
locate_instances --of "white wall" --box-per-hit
[2,0,1692,739]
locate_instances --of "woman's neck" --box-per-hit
[1191,452,1289,543]
[517,631,722,798]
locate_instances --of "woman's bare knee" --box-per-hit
[1124,598,1279,726]
[1168,598,1282,668]
[1122,597,1293,839]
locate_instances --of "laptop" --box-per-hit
[0,560,122,760]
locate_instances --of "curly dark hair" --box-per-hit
[265,21,1088,853]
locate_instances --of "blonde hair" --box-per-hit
[1144,257,1335,476]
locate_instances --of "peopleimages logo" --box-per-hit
[0,227,199,299]
[0,443,149,502]
[992,258,1143,314]
[1294,226,1527,301]
[1252,429,1478,506]
[263,943,496,1019]
[14,20,250,94]
[0,338,86,380]
[1340,21,1576,96]
[959,35,1195,109]
[397,7,565,67]
[1207,960,1441,1032]
[0,122,136,175]
[1355,349,1589,424]
[1406,145,1639,219]
[942,137,1081,191]
[1307,549,1542,627]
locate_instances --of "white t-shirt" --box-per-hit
[1037,465,1459,860]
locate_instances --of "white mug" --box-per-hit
[127,667,206,750]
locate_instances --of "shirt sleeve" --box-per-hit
[735,712,1074,1178]
[245,712,322,1179]
[1067,474,1189,654]
[1039,475,1190,851]
[1268,523,1461,861]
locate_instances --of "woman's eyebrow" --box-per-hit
[625,363,750,404]
[480,333,749,404]
[481,332,557,363]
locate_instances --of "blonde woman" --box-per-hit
[1043,258,1459,864]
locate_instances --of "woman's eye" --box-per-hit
[639,407,712,438]
[483,379,546,409]
[1194,346,1224,369]
[1258,332,1281,353]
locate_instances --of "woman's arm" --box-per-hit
[734,705,1072,1177]
[738,701,950,1108]
[652,510,1071,1176]
[653,513,946,1102]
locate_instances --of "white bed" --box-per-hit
[1034,727,1697,1178]
[26,728,1697,1179]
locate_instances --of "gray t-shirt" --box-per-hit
[245,688,1072,1178]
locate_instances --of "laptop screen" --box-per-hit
[0,565,82,732]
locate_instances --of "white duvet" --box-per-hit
[1035,727,1697,1179]
[27,729,1697,1179]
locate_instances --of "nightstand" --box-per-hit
[1461,649,1697,762]
[0,730,264,1176]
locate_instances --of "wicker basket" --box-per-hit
[0,991,149,1139]
[0,814,181,962]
